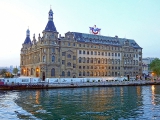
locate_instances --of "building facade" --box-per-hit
[142,57,156,77]
[20,9,143,80]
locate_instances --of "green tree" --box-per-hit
[13,68,18,75]
[0,69,7,77]
[150,58,160,77]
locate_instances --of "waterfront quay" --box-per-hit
[0,80,160,90]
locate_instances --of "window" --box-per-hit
[83,71,85,76]
[83,51,85,54]
[52,48,55,53]
[98,59,100,64]
[43,56,46,62]
[87,58,89,63]
[62,60,65,65]
[105,52,107,56]
[67,54,71,58]
[79,44,81,47]
[62,52,65,56]
[73,64,76,68]
[83,58,85,63]
[67,71,70,76]
[118,53,120,57]
[51,68,55,76]
[108,53,110,56]
[91,51,93,55]
[79,50,81,54]
[68,42,70,46]
[112,53,114,56]
[62,71,65,76]
[79,71,81,76]
[43,49,46,53]
[67,62,71,66]
[73,43,75,46]
[52,56,55,62]
[73,56,76,60]
[87,71,90,76]
[94,51,97,55]
[87,51,89,55]
[31,68,34,75]
[79,57,82,63]
[83,66,85,69]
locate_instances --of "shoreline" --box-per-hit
[0,80,160,90]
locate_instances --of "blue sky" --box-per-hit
[0,0,160,67]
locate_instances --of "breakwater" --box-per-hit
[0,80,160,90]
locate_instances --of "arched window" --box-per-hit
[79,71,81,76]
[43,56,46,62]
[112,72,114,76]
[67,54,71,58]
[105,72,107,76]
[52,56,55,62]
[94,58,97,63]
[90,58,93,63]
[83,57,85,63]
[83,71,85,76]
[87,71,90,76]
[98,59,100,64]
[112,59,114,64]
[79,57,81,63]
[87,58,89,63]
[67,71,70,76]
[67,62,71,66]
[62,71,65,76]
[51,68,55,76]
[31,68,34,75]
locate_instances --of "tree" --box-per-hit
[150,58,160,77]
[0,69,7,77]
[13,68,19,75]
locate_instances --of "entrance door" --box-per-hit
[42,72,45,81]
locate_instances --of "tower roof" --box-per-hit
[23,29,32,44]
[44,9,57,32]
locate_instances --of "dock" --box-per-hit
[0,80,160,90]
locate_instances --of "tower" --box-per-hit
[23,28,32,45]
[44,8,57,32]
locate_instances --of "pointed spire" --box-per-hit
[26,27,30,37]
[44,8,57,32]
[23,28,32,44]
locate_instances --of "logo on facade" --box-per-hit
[89,25,101,35]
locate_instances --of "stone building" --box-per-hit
[20,8,143,80]
[142,57,156,77]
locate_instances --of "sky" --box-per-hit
[0,0,160,67]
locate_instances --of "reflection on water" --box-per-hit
[1,85,160,119]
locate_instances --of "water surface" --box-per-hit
[0,85,160,120]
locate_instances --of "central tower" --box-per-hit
[44,8,57,32]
